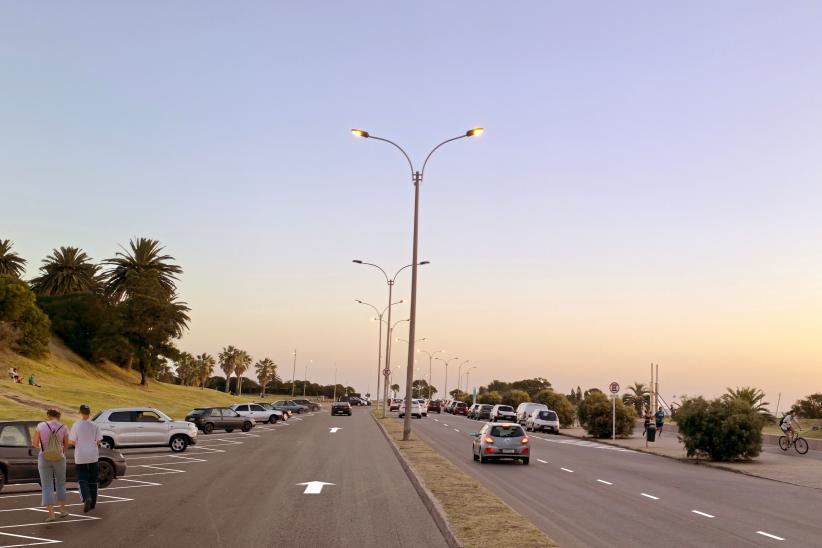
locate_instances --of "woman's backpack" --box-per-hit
[41,424,65,462]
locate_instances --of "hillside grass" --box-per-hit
[0,340,302,423]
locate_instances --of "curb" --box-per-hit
[371,414,464,548]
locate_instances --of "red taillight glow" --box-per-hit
[483,436,494,444]
[521,437,529,444]
[485,447,495,453]
[522,447,529,454]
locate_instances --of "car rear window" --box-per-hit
[481,405,493,410]
[498,406,514,412]
[108,411,133,422]
[490,425,525,437]
[190,409,207,416]
[538,411,558,420]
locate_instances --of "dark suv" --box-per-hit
[427,400,442,413]
[477,404,493,420]
[185,407,254,434]
[332,401,352,416]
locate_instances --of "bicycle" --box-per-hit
[778,431,809,454]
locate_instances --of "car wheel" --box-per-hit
[0,467,6,493]
[522,458,530,465]
[100,437,115,450]
[242,422,253,432]
[97,460,115,488]
[296,408,303,414]
[203,423,214,434]
[170,435,188,453]
[269,415,278,424]
[225,427,235,433]
[479,454,486,464]
[473,452,479,461]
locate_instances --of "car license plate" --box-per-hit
[502,449,515,454]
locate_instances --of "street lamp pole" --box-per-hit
[352,127,484,440]
[462,365,477,401]
[436,356,461,401]
[457,360,471,395]
[356,298,403,414]
[417,349,444,400]
[302,359,312,397]
[290,350,297,398]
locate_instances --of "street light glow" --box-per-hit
[351,129,370,138]
[466,127,485,137]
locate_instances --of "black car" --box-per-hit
[427,400,442,413]
[331,401,352,416]
[292,399,322,412]
[185,407,254,434]
[0,421,126,492]
[477,404,493,421]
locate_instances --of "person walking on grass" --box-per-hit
[654,406,665,438]
[33,408,69,522]
[69,404,102,513]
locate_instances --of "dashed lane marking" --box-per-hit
[560,468,574,473]
[596,479,613,485]
[692,510,715,518]
[641,493,659,500]
[454,429,460,432]
[756,531,785,541]
[536,459,548,464]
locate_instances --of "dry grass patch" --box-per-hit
[376,414,556,548]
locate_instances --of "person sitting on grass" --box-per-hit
[28,373,41,387]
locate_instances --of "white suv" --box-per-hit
[525,409,561,433]
[413,399,428,417]
[230,403,284,424]
[399,400,423,419]
[490,405,517,422]
[94,407,197,452]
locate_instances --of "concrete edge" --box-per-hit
[558,430,822,491]
[371,413,464,548]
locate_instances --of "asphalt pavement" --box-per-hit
[413,412,822,548]
[0,407,447,548]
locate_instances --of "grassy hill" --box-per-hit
[0,339,289,423]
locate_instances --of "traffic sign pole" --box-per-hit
[609,382,620,440]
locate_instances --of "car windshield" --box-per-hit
[538,411,557,420]
[490,425,525,437]
[498,406,514,412]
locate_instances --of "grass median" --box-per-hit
[374,411,557,548]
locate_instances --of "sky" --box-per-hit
[1,2,820,410]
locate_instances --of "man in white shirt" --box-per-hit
[69,404,102,513]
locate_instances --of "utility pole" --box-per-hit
[291,350,297,398]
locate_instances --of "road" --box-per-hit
[413,412,822,547]
[0,408,447,548]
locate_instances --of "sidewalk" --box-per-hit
[560,424,822,490]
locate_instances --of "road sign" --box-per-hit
[383,368,391,376]
[609,382,620,394]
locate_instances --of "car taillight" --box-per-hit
[483,436,494,444]
[485,447,495,453]
[521,436,529,444]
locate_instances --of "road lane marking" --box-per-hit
[537,459,548,464]
[597,479,613,485]
[0,531,61,546]
[692,510,715,518]
[640,493,659,500]
[560,468,574,473]
[297,481,334,494]
[434,419,439,422]
[756,531,785,541]
[329,427,342,433]
[112,479,162,486]
[454,429,460,432]
[443,424,449,427]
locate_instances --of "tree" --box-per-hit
[577,391,636,438]
[791,394,822,419]
[174,352,197,386]
[104,238,183,302]
[450,389,470,402]
[390,384,400,398]
[676,396,765,461]
[535,390,576,427]
[30,247,100,296]
[486,380,511,393]
[477,391,502,405]
[722,387,772,419]
[195,353,215,389]
[623,382,650,416]
[36,292,114,361]
[511,377,552,399]
[412,379,436,398]
[0,240,26,278]
[501,389,530,408]
[219,346,239,393]
[233,350,252,395]
[0,275,51,356]
[255,358,277,397]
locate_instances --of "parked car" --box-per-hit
[94,407,197,452]
[186,407,254,434]
[398,400,423,419]
[292,399,322,412]
[0,421,127,492]
[471,422,530,464]
[331,401,352,416]
[452,402,468,416]
[444,401,456,414]
[516,402,548,425]
[230,403,283,424]
[477,404,494,421]
[427,400,442,413]
[389,399,402,412]
[490,405,517,422]
[413,399,428,417]
[467,404,481,419]
[525,409,560,434]
[259,403,288,421]
[271,400,309,414]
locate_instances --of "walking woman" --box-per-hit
[33,408,69,522]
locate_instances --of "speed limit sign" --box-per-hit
[609,382,620,394]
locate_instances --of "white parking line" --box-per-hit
[641,493,659,500]
[536,459,548,464]
[560,468,574,473]
[692,510,715,518]
[109,479,162,487]
[0,531,60,546]
[443,424,449,427]
[433,419,439,422]
[454,429,460,432]
[596,479,613,485]
[756,531,785,541]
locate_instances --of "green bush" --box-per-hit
[577,391,636,438]
[477,391,502,405]
[501,389,530,408]
[535,389,576,427]
[675,396,764,461]
[0,275,51,357]
[37,293,114,361]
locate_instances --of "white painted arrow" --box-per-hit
[297,481,335,494]
[329,427,342,433]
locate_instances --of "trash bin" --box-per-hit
[646,425,657,442]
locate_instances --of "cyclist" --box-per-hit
[780,410,801,442]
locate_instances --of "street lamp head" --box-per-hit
[418,261,430,265]
[466,127,485,138]
[351,129,370,138]
[352,259,363,264]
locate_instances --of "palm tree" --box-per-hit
[623,382,651,415]
[722,386,772,418]
[219,346,239,393]
[30,246,100,296]
[175,352,197,386]
[0,239,27,278]
[255,358,277,397]
[103,238,183,301]
[234,350,252,396]
[195,353,215,389]
[390,384,400,398]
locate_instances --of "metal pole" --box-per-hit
[655,363,659,412]
[303,360,308,397]
[333,367,337,401]
[612,395,616,440]
[402,171,422,441]
[376,315,383,413]
[382,283,394,418]
[290,350,297,398]
[428,355,433,400]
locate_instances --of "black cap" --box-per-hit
[79,404,90,414]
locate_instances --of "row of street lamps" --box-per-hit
[351,127,484,440]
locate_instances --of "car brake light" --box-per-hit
[521,447,529,454]
[485,447,495,453]
[483,436,494,444]
[521,436,529,444]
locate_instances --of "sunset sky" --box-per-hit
[2,3,820,409]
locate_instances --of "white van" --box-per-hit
[516,402,548,425]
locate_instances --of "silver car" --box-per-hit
[471,422,530,464]
[525,409,560,433]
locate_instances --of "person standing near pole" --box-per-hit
[69,404,102,513]
[33,408,69,522]
[654,406,665,438]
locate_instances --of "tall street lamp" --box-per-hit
[456,360,471,395]
[290,350,297,398]
[356,297,404,413]
[353,260,427,417]
[417,349,444,400]
[302,359,313,397]
[461,365,477,400]
[378,317,410,417]
[435,356,461,401]
[352,126,484,440]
